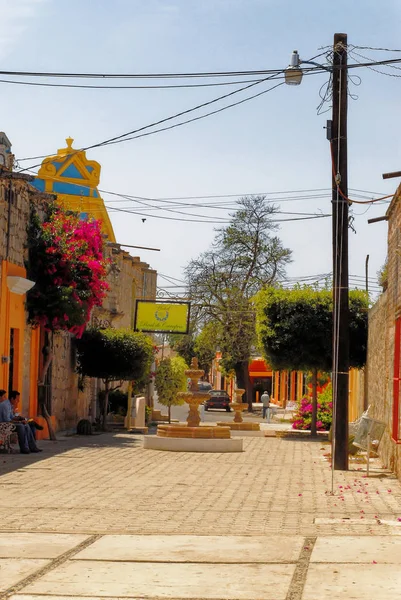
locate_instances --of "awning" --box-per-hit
[249,358,272,378]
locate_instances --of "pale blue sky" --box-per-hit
[1,0,400,293]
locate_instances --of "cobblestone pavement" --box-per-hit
[1,432,401,537]
[2,433,401,599]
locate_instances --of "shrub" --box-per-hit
[26,205,109,337]
[292,384,332,431]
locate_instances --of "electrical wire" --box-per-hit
[105,203,331,224]
[0,77,273,90]
[350,45,401,53]
[22,170,387,207]
[97,81,287,149]
[16,54,401,169]
[349,48,401,78]
[0,66,310,79]
[4,55,401,80]
[330,142,393,204]
[16,71,287,169]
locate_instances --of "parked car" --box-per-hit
[198,381,212,392]
[204,390,231,412]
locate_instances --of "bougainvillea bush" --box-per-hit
[292,384,333,431]
[26,205,109,337]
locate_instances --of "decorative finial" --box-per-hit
[65,137,74,150]
[191,357,199,369]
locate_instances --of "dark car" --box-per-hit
[198,381,212,392]
[204,390,231,412]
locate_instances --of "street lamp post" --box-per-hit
[285,34,349,470]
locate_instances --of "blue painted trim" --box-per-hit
[31,179,45,192]
[53,181,92,196]
[62,163,84,179]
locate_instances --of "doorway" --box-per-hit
[8,328,19,398]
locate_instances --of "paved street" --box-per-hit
[1,430,401,599]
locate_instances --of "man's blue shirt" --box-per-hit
[0,399,13,422]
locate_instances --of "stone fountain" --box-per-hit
[217,388,262,435]
[144,358,243,452]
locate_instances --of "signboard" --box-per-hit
[134,300,190,334]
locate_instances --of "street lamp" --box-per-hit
[284,51,304,85]
[284,50,331,86]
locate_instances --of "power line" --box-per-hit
[0,65,322,80]
[0,76,272,90]
[16,55,401,169]
[349,48,401,78]
[105,203,331,224]
[350,45,401,53]
[17,71,287,168]
[4,55,401,80]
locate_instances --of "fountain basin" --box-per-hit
[216,422,260,431]
[144,436,243,452]
[157,424,231,439]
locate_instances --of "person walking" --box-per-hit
[261,390,270,422]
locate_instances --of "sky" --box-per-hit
[1,0,401,297]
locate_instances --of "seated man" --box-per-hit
[0,390,42,454]
[10,391,44,439]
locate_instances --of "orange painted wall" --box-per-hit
[0,262,26,395]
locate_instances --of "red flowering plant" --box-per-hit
[26,205,109,338]
[292,384,333,431]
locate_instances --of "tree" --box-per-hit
[194,323,220,378]
[171,322,219,378]
[155,356,188,422]
[185,196,291,409]
[75,328,154,430]
[169,333,196,369]
[255,287,368,435]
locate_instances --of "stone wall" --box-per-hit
[0,170,157,434]
[82,244,158,421]
[0,175,31,268]
[366,184,401,478]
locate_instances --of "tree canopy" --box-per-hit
[76,328,154,382]
[75,328,154,429]
[185,196,291,407]
[171,322,219,377]
[255,286,368,435]
[255,287,368,372]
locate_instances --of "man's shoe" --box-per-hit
[31,448,43,453]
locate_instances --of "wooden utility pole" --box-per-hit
[331,33,349,470]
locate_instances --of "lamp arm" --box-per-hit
[300,59,332,72]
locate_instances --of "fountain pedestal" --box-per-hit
[143,358,243,452]
[217,388,261,434]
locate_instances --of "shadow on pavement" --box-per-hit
[0,431,142,477]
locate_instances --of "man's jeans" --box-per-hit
[262,406,270,421]
[15,423,38,452]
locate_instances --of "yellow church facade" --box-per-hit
[32,137,115,241]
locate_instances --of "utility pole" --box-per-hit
[331,33,349,470]
[364,254,370,411]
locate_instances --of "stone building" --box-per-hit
[0,133,157,435]
[367,181,401,477]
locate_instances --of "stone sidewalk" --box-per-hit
[1,432,401,599]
